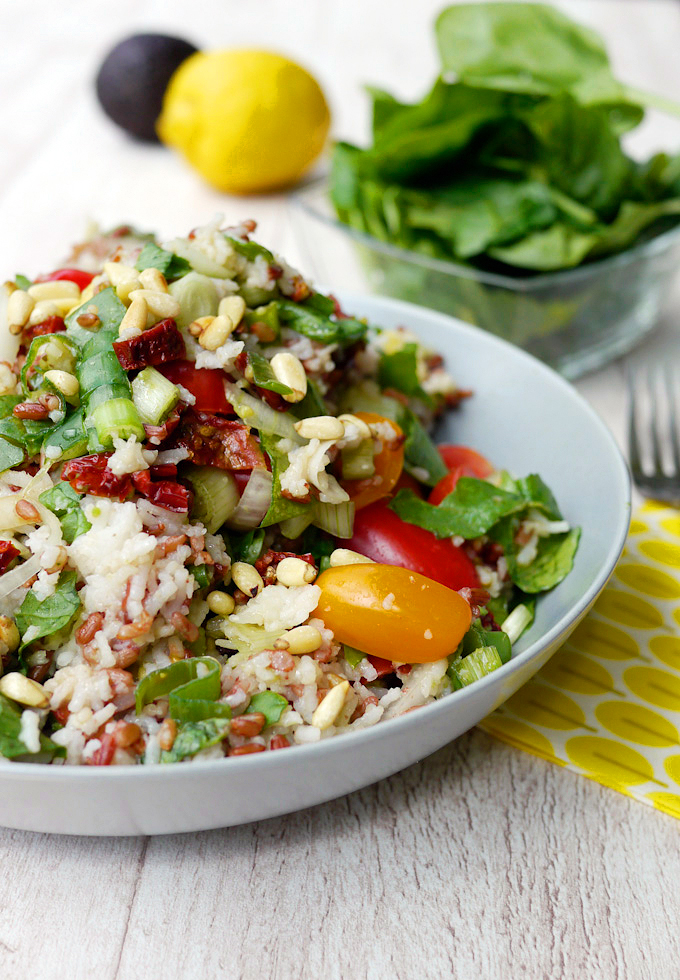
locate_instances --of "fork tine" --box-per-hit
[647,365,664,476]
[665,366,680,476]
[627,362,643,476]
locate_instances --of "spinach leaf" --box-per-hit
[136,656,231,723]
[15,570,81,653]
[0,438,24,474]
[248,691,289,726]
[161,718,231,763]
[65,287,126,347]
[135,242,191,280]
[247,351,294,397]
[399,409,447,486]
[39,483,91,544]
[277,300,367,346]
[0,693,64,761]
[228,528,266,564]
[226,236,275,263]
[258,432,310,528]
[14,274,32,291]
[378,344,431,404]
[492,519,581,592]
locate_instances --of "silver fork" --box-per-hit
[627,362,680,503]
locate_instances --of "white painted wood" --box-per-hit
[1,1,680,977]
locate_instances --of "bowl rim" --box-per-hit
[1,293,631,782]
[291,174,680,292]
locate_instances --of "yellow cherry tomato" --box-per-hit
[342,412,404,510]
[314,563,471,664]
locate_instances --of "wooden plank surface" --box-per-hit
[1,2,680,977]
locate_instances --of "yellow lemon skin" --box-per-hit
[158,49,330,194]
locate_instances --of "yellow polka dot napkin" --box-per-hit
[479,501,680,820]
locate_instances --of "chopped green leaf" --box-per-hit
[229,528,266,564]
[14,274,32,291]
[136,657,231,723]
[248,691,289,726]
[0,693,64,760]
[258,432,310,528]
[492,520,581,592]
[161,718,231,763]
[378,344,432,404]
[39,483,91,544]
[0,438,24,474]
[15,570,81,654]
[343,645,366,669]
[135,242,191,280]
[248,351,294,396]
[65,287,126,347]
[276,300,367,346]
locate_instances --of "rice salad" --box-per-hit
[0,219,579,766]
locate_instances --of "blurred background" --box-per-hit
[2,0,680,276]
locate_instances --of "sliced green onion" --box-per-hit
[168,271,219,329]
[343,644,366,669]
[244,302,280,342]
[186,464,240,533]
[226,468,273,530]
[501,604,534,644]
[87,383,131,413]
[77,349,127,398]
[279,511,315,539]
[189,564,213,589]
[132,367,180,425]
[448,646,503,690]
[341,440,376,480]
[41,408,87,462]
[91,398,145,446]
[224,381,302,442]
[312,499,355,538]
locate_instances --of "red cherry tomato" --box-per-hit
[315,564,472,664]
[35,268,95,290]
[158,360,233,414]
[429,445,494,505]
[347,500,479,591]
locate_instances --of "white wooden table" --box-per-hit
[1,2,680,977]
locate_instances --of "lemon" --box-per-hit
[158,49,330,195]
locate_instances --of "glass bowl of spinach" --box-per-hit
[293,3,680,378]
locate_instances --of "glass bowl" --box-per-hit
[291,177,680,378]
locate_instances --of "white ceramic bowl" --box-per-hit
[0,294,630,835]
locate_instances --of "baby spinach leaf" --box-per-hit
[228,528,266,564]
[39,483,91,544]
[161,717,231,763]
[14,274,32,291]
[65,287,126,348]
[258,432,310,528]
[390,479,526,538]
[0,694,64,760]
[276,300,367,346]
[492,519,581,592]
[399,409,448,486]
[378,343,431,404]
[0,438,24,474]
[247,351,294,397]
[135,242,191,280]
[248,691,289,726]
[15,570,81,653]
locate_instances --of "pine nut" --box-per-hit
[118,296,148,336]
[270,352,307,403]
[51,297,80,315]
[15,499,41,523]
[231,562,264,597]
[311,680,350,730]
[104,261,139,286]
[0,672,49,708]
[338,413,372,441]
[294,416,345,441]
[275,557,317,587]
[116,279,142,304]
[206,591,235,616]
[196,314,233,351]
[44,370,79,400]
[326,672,346,686]
[218,295,246,325]
[3,281,17,297]
[188,315,211,337]
[28,281,80,301]
[138,268,168,293]
[128,289,180,319]
[29,300,59,327]
[114,722,143,749]
[282,625,322,655]
[0,616,19,654]
[7,289,35,331]
[329,548,374,566]
[0,363,16,396]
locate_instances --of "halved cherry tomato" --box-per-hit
[348,500,479,591]
[341,412,404,510]
[315,564,471,664]
[35,268,95,290]
[428,445,494,505]
[158,360,233,414]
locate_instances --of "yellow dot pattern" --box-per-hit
[479,501,680,820]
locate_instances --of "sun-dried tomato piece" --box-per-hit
[167,410,265,471]
[131,469,193,513]
[366,655,395,680]
[23,315,66,344]
[61,453,132,500]
[0,541,20,574]
[113,318,186,371]
[143,405,184,446]
[254,549,316,579]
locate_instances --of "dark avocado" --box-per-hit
[95,33,198,142]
